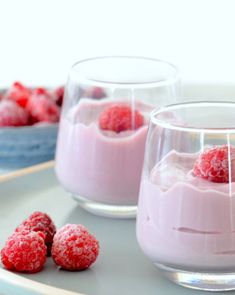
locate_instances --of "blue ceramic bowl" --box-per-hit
[0,124,58,168]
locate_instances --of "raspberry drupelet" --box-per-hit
[51,224,99,271]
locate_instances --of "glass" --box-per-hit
[55,56,180,218]
[137,101,235,291]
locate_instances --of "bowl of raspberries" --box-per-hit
[0,82,64,168]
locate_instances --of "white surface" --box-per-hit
[1,0,235,86]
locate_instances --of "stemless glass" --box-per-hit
[55,56,179,218]
[137,101,235,291]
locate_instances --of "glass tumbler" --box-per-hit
[137,101,235,291]
[55,56,179,218]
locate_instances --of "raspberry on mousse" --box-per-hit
[193,145,235,183]
[99,104,144,133]
[84,86,106,99]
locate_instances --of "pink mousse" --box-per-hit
[56,98,150,205]
[137,150,235,270]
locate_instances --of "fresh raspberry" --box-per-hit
[53,86,64,107]
[193,145,235,183]
[26,89,60,124]
[0,100,29,127]
[99,104,144,133]
[1,231,47,273]
[33,87,48,96]
[84,86,106,99]
[51,224,99,271]
[6,82,31,108]
[15,211,56,255]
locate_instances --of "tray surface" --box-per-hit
[0,165,234,295]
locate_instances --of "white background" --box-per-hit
[1,0,235,87]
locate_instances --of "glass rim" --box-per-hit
[69,56,180,88]
[150,101,235,134]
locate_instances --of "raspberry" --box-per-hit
[51,224,99,271]
[34,87,48,96]
[0,100,29,127]
[99,104,144,133]
[193,145,235,183]
[53,86,64,107]
[1,231,47,273]
[6,82,31,108]
[15,211,56,255]
[84,86,106,99]
[26,89,60,124]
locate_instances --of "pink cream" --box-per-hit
[55,99,149,205]
[137,150,235,270]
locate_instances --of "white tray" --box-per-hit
[0,162,233,295]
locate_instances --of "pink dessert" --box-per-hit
[55,98,150,205]
[137,149,235,270]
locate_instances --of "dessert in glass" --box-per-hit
[55,56,179,218]
[137,101,235,290]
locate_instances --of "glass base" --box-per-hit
[72,194,137,218]
[156,263,235,291]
